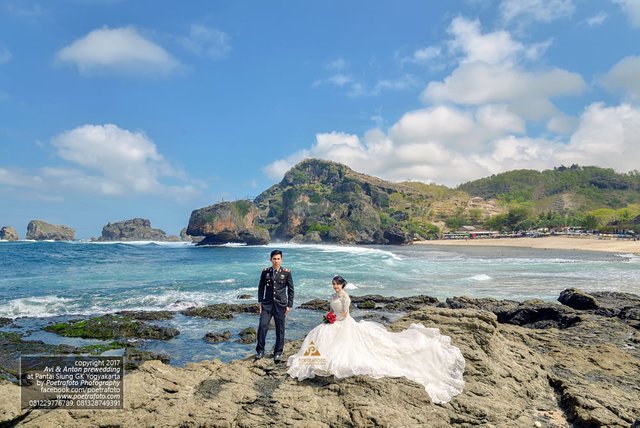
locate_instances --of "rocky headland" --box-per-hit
[97,218,180,242]
[25,220,75,241]
[0,287,638,427]
[186,159,504,245]
[0,226,19,241]
[187,200,270,246]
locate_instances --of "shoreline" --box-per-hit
[2,288,638,427]
[416,235,640,254]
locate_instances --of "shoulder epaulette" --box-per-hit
[262,267,270,272]
[282,267,290,272]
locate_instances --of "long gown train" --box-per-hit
[286,292,465,404]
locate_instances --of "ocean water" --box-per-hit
[1,241,639,365]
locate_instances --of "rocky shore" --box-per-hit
[97,218,182,242]
[0,288,638,427]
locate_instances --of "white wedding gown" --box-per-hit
[286,291,465,404]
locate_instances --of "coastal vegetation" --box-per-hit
[458,165,640,234]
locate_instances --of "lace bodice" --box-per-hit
[330,291,351,320]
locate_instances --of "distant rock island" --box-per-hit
[187,158,501,245]
[0,226,19,241]
[98,218,183,242]
[25,220,75,241]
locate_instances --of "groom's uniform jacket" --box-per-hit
[258,266,294,308]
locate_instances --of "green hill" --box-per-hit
[458,165,640,212]
[254,159,478,243]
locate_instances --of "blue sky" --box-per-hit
[1,0,639,238]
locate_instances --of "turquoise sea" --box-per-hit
[1,241,639,365]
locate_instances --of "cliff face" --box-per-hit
[98,218,178,241]
[186,200,269,245]
[0,226,19,241]
[25,220,75,241]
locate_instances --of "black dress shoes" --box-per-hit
[255,351,264,359]
[274,353,282,363]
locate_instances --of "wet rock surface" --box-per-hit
[204,331,231,343]
[180,303,259,319]
[43,314,180,340]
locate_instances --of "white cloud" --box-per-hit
[326,58,347,71]
[179,24,231,59]
[400,46,442,66]
[423,62,584,120]
[1,124,202,201]
[601,55,640,101]
[499,0,575,23]
[313,73,353,88]
[265,102,640,186]
[56,26,181,77]
[314,72,419,97]
[556,103,640,172]
[447,17,523,65]
[0,45,11,64]
[547,113,579,134]
[0,168,44,189]
[584,12,608,27]
[369,75,421,95]
[612,0,640,28]
[5,2,46,19]
[422,17,584,121]
[51,124,189,194]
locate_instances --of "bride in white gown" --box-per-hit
[286,276,465,404]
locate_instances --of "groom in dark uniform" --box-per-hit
[256,249,294,362]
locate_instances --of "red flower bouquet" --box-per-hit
[323,311,337,324]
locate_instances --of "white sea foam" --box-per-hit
[273,242,402,260]
[616,253,640,263]
[0,296,78,318]
[87,241,194,247]
[466,274,492,281]
[208,278,237,284]
[194,242,247,247]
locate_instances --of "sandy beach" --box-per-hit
[418,235,640,254]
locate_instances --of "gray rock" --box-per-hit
[25,220,75,241]
[180,227,202,243]
[300,294,439,312]
[0,226,19,241]
[204,331,231,343]
[558,287,599,309]
[181,303,259,319]
[98,218,170,241]
[383,225,409,244]
[445,296,580,329]
[236,327,257,344]
[188,200,270,246]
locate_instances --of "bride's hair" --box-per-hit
[332,275,347,289]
